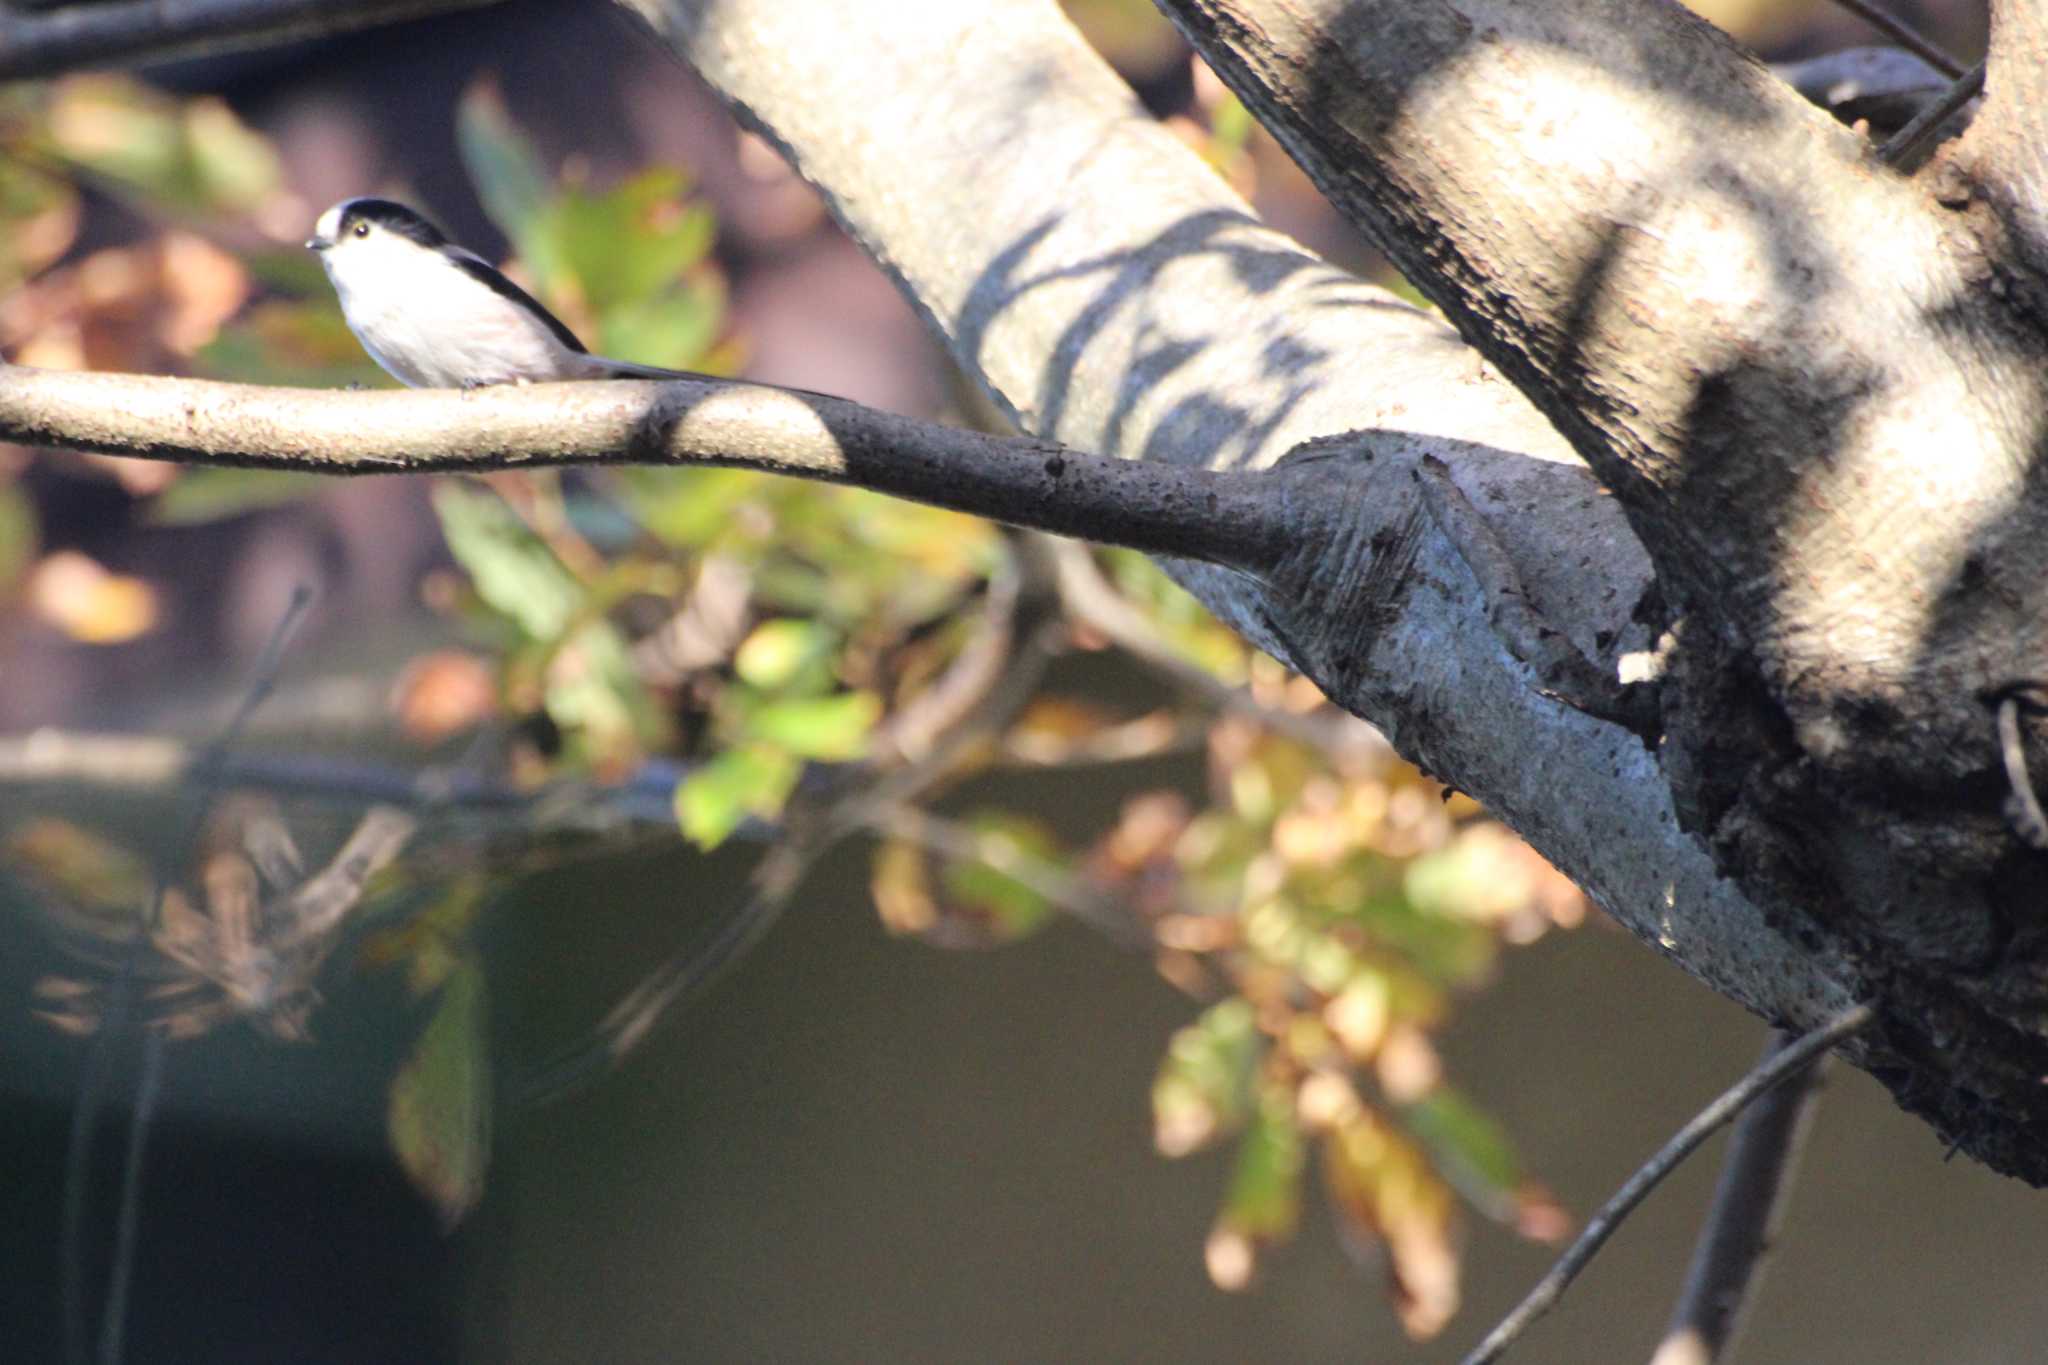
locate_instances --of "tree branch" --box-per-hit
[630,0,1857,1057]
[1825,0,1967,78]
[1156,0,2031,692]
[1775,48,1954,137]
[0,365,1285,572]
[1878,57,1985,164]
[1152,0,2048,1180]
[1954,2,2048,276]
[1650,1031,1832,1365]
[0,0,500,82]
[1462,1005,1872,1365]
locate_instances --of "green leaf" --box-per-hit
[2,816,152,915]
[183,96,281,210]
[431,483,579,640]
[0,158,77,293]
[150,469,323,524]
[548,170,707,315]
[388,957,491,1230]
[938,813,1061,938]
[48,77,188,203]
[734,618,834,691]
[1219,1081,1305,1240]
[542,618,657,764]
[595,279,723,372]
[47,77,277,212]
[1209,91,1254,156]
[674,743,801,848]
[745,691,878,761]
[456,81,554,276]
[195,298,387,388]
[238,245,332,296]
[0,482,37,590]
[1152,997,1260,1157]
[624,467,766,549]
[1402,1086,1525,1220]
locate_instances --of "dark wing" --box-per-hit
[442,247,588,355]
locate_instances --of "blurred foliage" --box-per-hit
[0,57,1604,1343]
[388,947,492,1229]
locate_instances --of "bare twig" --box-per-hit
[93,1031,162,1365]
[871,546,1025,766]
[861,804,1152,949]
[0,0,499,82]
[61,587,312,1365]
[1649,1031,1832,1365]
[1460,1004,1874,1365]
[1825,0,1967,77]
[513,834,821,1105]
[995,709,1207,768]
[1878,58,1985,165]
[1774,48,1951,135]
[0,729,531,806]
[0,366,1285,574]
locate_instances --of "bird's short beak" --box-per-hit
[305,235,330,252]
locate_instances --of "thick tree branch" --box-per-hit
[1954,2,2048,274]
[624,0,1858,1055]
[0,0,499,81]
[0,365,1285,571]
[1157,2,2038,749]
[1157,0,2048,1179]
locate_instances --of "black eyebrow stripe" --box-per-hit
[444,249,589,355]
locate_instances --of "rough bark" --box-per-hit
[0,367,1285,567]
[1131,0,2048,1175]
[621,0,1869,1080]
[5,0,2043,1176]
[0,0,499,80]
[624,0,2048,1179]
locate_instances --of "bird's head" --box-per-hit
[306,197,449,278]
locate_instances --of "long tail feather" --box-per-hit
[592,357,701,380]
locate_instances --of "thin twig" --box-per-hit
[861,804,1152,950]
[1460,1003,1874,1365]
[93,1031,164,1365]
[0,0,499,82]
[0,366,1287,575]
[1825,0,1966,78]
[1649,1031,1832,1365]
[1879,58,1985,166]
[60,980,123,1365]
[59,588,312,1365]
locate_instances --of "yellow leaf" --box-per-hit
[26,550,156,643]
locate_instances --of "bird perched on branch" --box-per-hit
[307,196,693,390]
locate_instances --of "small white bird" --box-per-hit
[306,196,692,389]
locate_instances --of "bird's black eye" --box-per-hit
[352,222,370,238]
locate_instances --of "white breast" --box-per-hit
[320,234,582,388]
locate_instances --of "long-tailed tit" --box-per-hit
[307,196,691,389]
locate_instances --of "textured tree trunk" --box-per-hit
[624,0,2048,1181]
